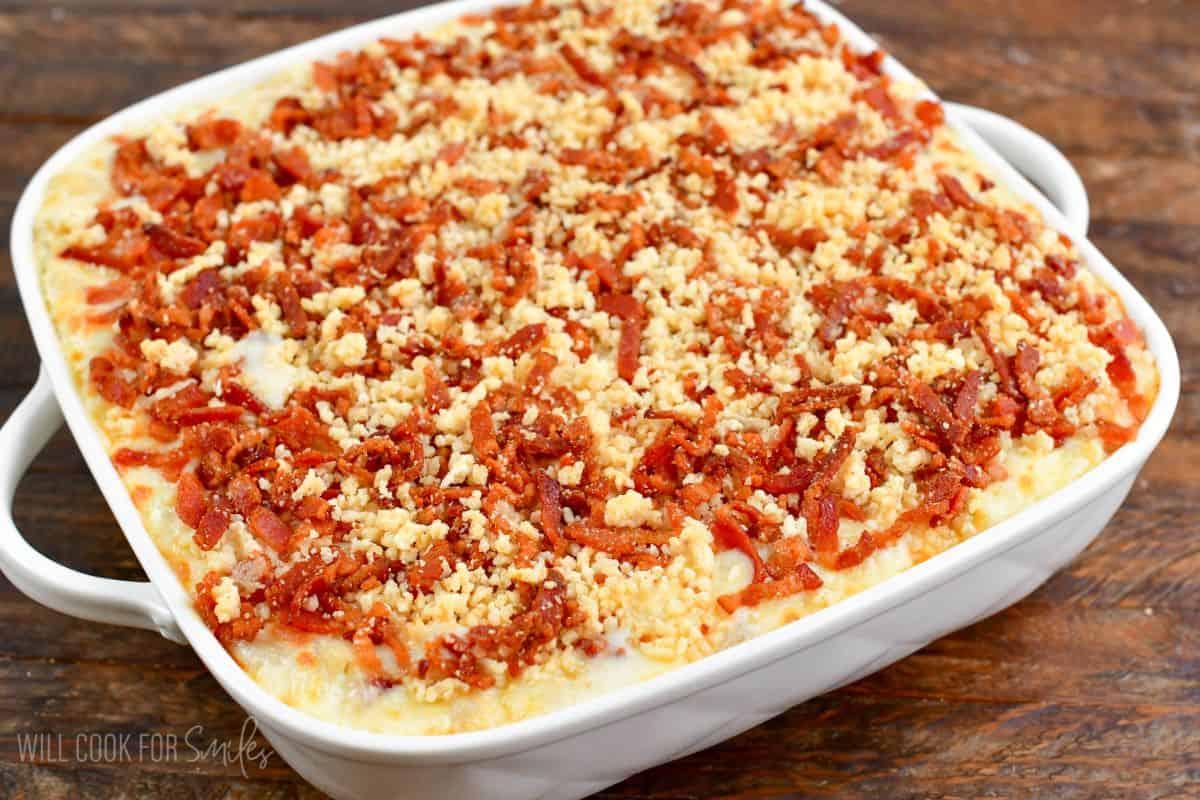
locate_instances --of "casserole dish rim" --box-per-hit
[6,0,1180,764]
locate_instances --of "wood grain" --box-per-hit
[0,1,1196,798]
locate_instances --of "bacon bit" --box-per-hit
[295,495,330,521]
[858,83,900,120]
[868,129,921,162]
[89,356,138,407]
[380,618,412,674]
[914,99,944,128]
[1045,253,1078,279]
[226,474,263,517]
[110,139,173,204]
[113,447,188,479]
[979,394,1021,430]
[813,149,843,183]
[572,252,621,289]
[228,212,281,253]
[271,406,332,451]
[598,292,643,321]
[711,505,766,581]
[84,278,133,306]
[718,564,823,612]
[498,323,547,359]
[175,471,207,529]
[820,21,840,47]
[843,47,885,79]
[802,430,856,557]
[616,317,644,383]
[1097,420,1137,452]
[277,282,309,338]
[470,399,499,460]
[1012,342,1057,427]
[248,506,292,552]
[241,171,281,203]
[976,327,1019,398]
[180,269,221,310]
[664,47,709,85]
[273,146,313,184]
[993,208,1033,245]
[725,368,773,397]
[864,449,888,487]
[195,506,230,550]
[954,371,983,424]
[907,377,966,446]
[554,321,592,362]
[811,281,862,346]
[192,194,225,240]
[918,465,969,518]
[436,141,468,164]
[766,535,813,577]
[712,173,739,215]
[63,211,150,271]
[560,42,607,86]
[565,524,673,558]
[352,626,385,676]
[835,531,877,570]
[597,293,645,382]
[838,499,866,522]
[537,473,566,555]
[762,225,828,253]
[220,381,266,415]
[196,571,263,644]
[937,173,977,210]
[762,466,816,496]
[1092,318,1149,421]
[187,117,242,150]
[423,363,450,412]
[174,405,245,426]
[778,384,860,414]
[409,541,456,594]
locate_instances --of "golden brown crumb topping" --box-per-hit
[54,0,1149,694]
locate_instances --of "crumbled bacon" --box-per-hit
[711,505,766,581]
[802,431,856,559]
[145,223,207,258]
[246,506,290,552]
[89,356,139,407]
[195,506,231,550]
[470,399,500,460]
[597,292,645,382]
[559,43,607,86]
[226,474,263,517]
[907,376,966,446]
[778,384,859,415]
[537,473,567,555]
[175,471,207,529]
[196,571,263,645]
[427,573,570,688]
[937,173,977,210]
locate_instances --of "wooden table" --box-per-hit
[1,1,1196,797]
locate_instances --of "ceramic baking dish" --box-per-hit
[1,1,1179,797]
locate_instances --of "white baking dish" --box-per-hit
[1,1,1179,797]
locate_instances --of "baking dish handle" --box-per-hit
[948,102,1089,237]
[0,370,185,644]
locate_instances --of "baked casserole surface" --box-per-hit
[34,0,1156,733]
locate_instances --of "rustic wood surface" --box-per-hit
[0,1,1196,798]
